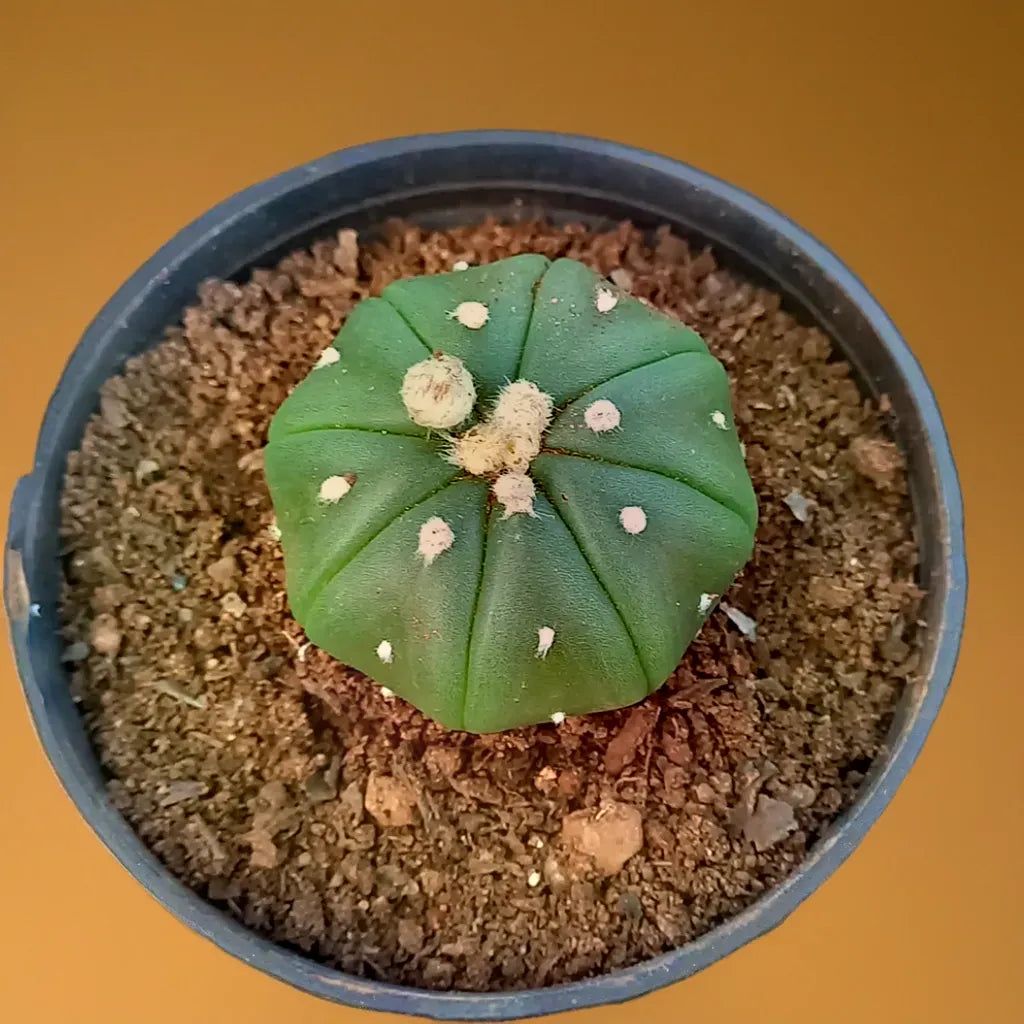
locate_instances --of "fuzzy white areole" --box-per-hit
[319,475,354,503]
[494,471,537,518]
[452,301,489,329]
[536,626,555,658]
[314,346,340,369]
[619,505,647,534]
[595,287,618,313]
[584,399,621,433]
[418,516,455,565]
[401,353,476,429]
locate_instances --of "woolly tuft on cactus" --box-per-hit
[400,352,476,429]
[265,254,757,733]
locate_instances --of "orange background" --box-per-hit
[2,2,1021,1022]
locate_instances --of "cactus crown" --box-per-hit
[265,255,757,733]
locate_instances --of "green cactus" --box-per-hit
[264,255,757,733]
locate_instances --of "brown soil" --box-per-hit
[59,219,922,991]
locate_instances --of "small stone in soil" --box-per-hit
[364,772,418,827]
[619,891,644,921]
[245,828,279,870]
[220,592,246,618]
[90,614,122,656]
[808,576,856,610]
[333,229,359,274]
[562,800,644,876]
[785,783,817,808]
[134,458,160,483]
[783,490,812,522]
[150,679,207,710]
[721,603,757,638]
[397,918,425,954]
[206,555,238,589]
[849,436,902,489]
[603,705,659,776]
[61,641,90,663]
[160,780,208,807]
[305,757,341,803]
[335,780,364,830]
[742,795,798,851]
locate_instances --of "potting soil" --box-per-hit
[59,219,922,990]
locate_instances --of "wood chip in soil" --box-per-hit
[59,218,924,992]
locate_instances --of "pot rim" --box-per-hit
[4,130,967,1020]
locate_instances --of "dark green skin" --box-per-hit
[265,255,757,733]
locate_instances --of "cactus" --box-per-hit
[264,255,757,732]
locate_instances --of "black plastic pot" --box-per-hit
[4,131,966,1019]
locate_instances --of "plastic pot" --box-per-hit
[4,131,966,1019]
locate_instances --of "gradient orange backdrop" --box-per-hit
[2,2,1021,1022]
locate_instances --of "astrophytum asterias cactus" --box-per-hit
[264,255,757,732]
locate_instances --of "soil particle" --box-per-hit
[364,772,418,828]
[603,705,660,776]
[741,795,799,852]
[849,436,903,489]
[61,641,89,663]
[206,555,238,589]
[783,490,812,522]
[561,801,645,876]
[807,575,857,610]
[220,592,246,618]
[398,918,426,955]
[721,603,758,638]
[304,756,341,804]
[59,218,922,992]
[783,782,818,808]
[159,780,208,807]
[89,613,122,656]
